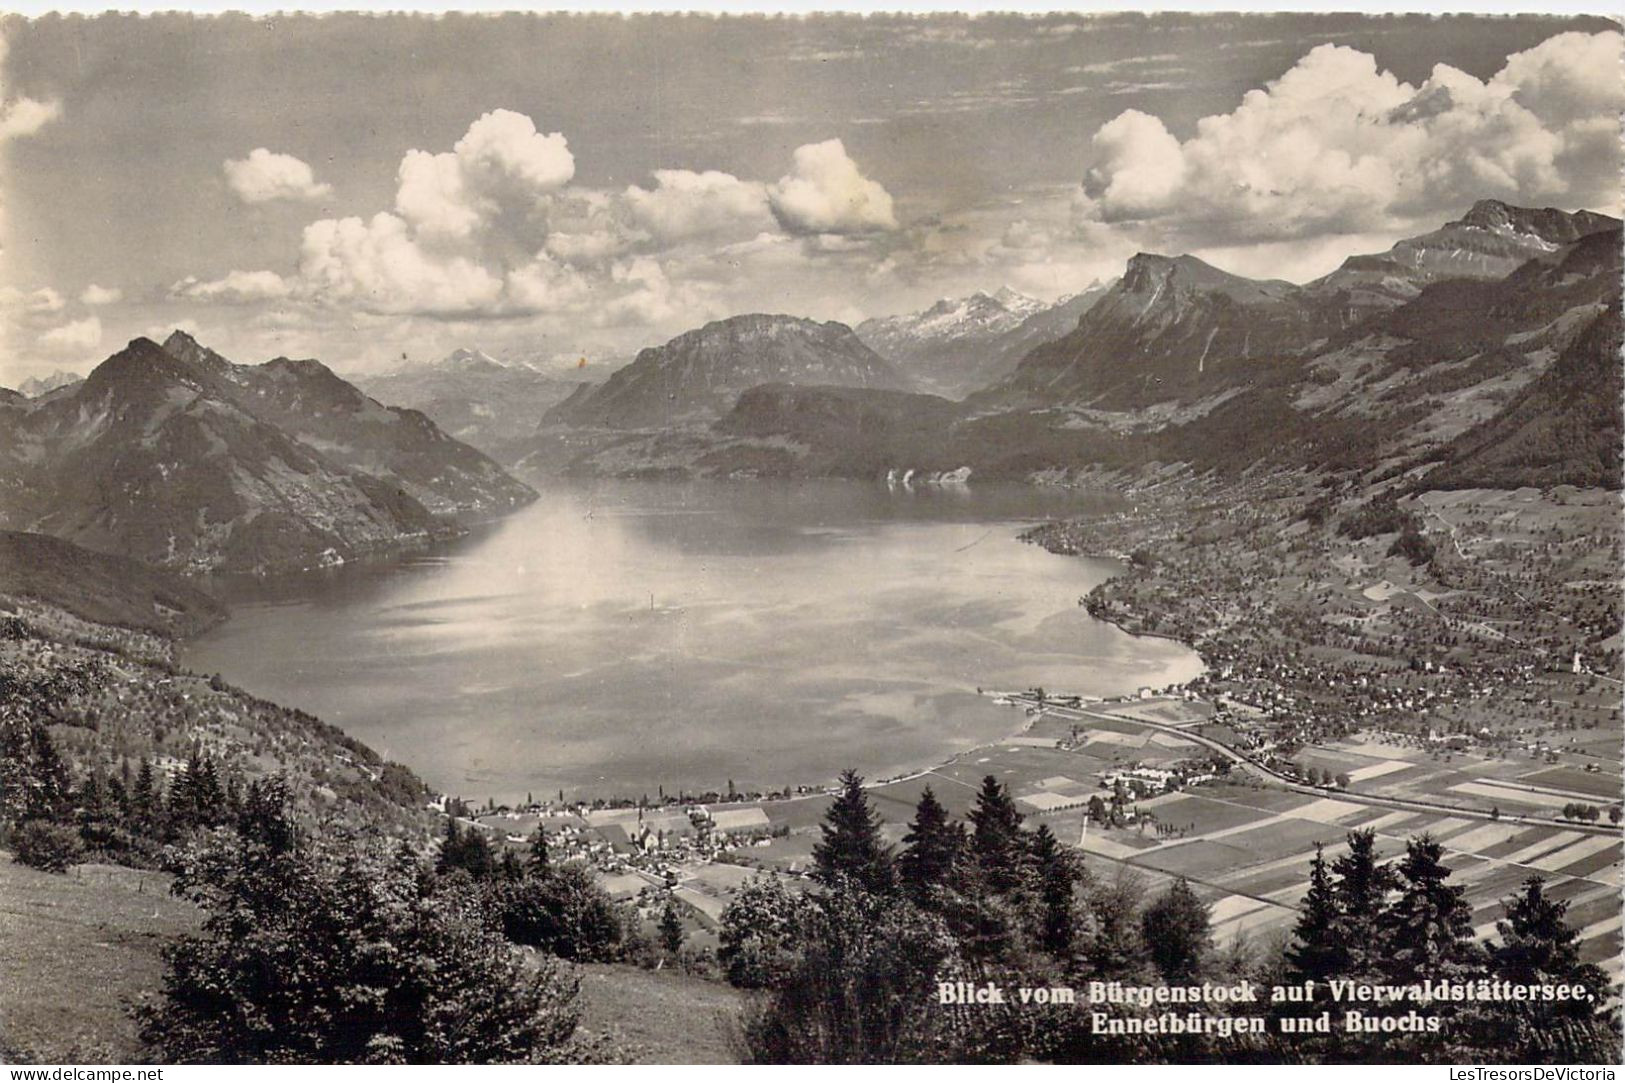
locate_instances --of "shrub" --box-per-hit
[12,819,84,873]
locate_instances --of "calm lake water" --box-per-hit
[183,480,1203,802]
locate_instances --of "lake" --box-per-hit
[183,479,1204,803]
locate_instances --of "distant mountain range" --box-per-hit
[544,313,909,430]
[0,332,534,572]
[17,370,84,398]
[356,348,589,460]
[855,285,1109,399]
[550,201,1620,490]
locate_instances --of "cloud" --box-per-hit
[172,269,292,304]
[79,284,123,306]
[394,108,573,245]
[624,169,775,244]
[299,212,506,316]
[1075,30,1625,247]
[38,316,102,356]
[768,139,899,235]
[0,286,65,314]
[223,148,333,204]
[0,34,58,144]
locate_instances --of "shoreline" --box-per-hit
[176,493,1205,810]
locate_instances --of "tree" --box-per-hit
[139,805,586,1062]
[659,897,685,956]
[719,875,812,989]
[12,819,83,873]
[742,882,960,1064]
[967,775,1028,897]
[1330,828,1395,975]
[1285,843,1345,982]
[1030,824,1082,959]
[1490,876,1606,1016]
[1083,867,1148,977]
[1140,877,1210,983]
[1381,835,1478,983]
[526,824,550,874]
[896,788,964,905]
[812,769,894,895]
[499,863,623,962]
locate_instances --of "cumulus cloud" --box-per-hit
[79,283,123,306]
[394,109,573,245]
[172,269,292,304]
[38,316,102,356]
[768,139,899,235]
[223,148,333,204]
[1075,30,1625,246]
[624,169,775,244]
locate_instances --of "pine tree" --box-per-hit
[1330,827,1395,975]
[1285,843,1346,981]
[896,787,963,903]
[968,775,1028,896]
[811,769,894,895]
[526,824,550,875]
[132,758,159,832]
[1141,876,1210,982]
[1489,876,1608,1023]
[1030,823,1081,959]
[660,897,685,956]
[1381,834,1478,983]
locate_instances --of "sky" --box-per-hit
[0,12,1619,383]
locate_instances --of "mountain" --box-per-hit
[856,285,1109,398]
[0,334,535,572]
[970,254,1341,411]
[543,313,909,430]
[561,202,1621,490]
[969,203,1621,418]
[356,348,586,460]
[18,370,84,398]
[1310,200,1620,315]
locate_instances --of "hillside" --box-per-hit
[0,531,225,636]
[544,314,909,430]
[969,253,1340,411]
[1425,305,1624,490]
[0,334,534,572]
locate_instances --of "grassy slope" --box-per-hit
[0,853,745,1065]
[0,857,197,1063]
[577,963,746,1064]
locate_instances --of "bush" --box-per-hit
[12,819,84,873]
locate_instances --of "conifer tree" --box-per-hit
[1285,843,1346,981]
[1141,876,1210,982]
[1330,828,1395,975]
[527,824,550,875]
[1030,823,1081,958]
[968,775,1028,896]
[1381,835,1478,982]
[811,769,894,894]
[1491,876,1607,1019]
[897,787,963,903]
